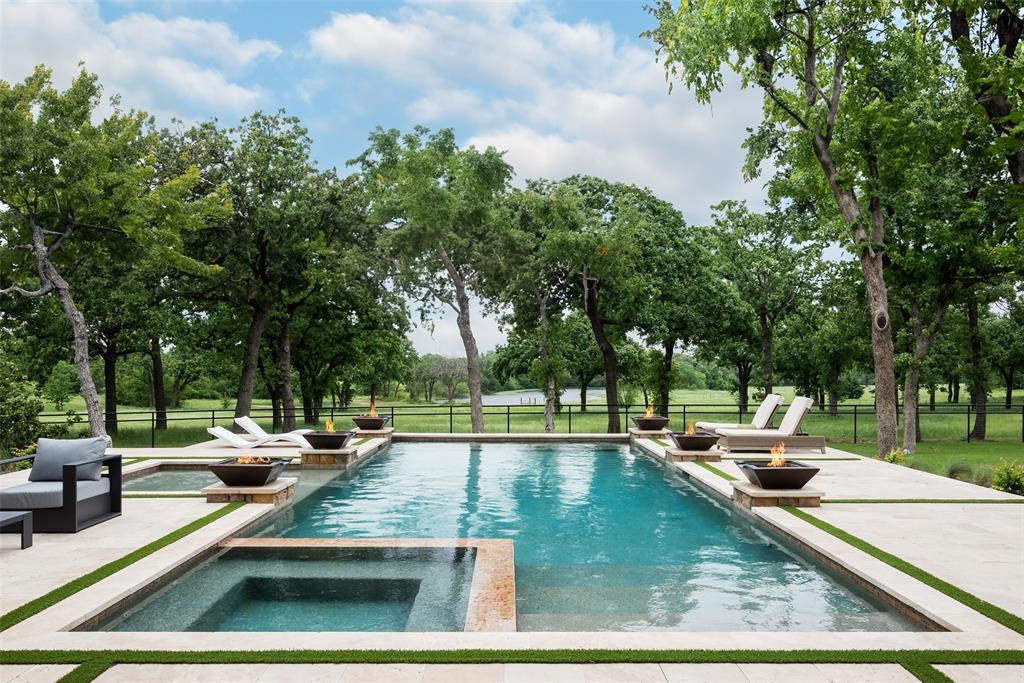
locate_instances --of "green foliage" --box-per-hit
[946,462,973,482]
[42,360,78,410]
[0,360,47,457]
[877,448,906,465]
[992,459,1024,496]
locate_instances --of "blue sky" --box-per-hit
[2,0,764,354]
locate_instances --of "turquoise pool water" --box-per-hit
[246,443,918,632]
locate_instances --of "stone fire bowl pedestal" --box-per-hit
[202,477,296,505]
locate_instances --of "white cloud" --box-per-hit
[306,2,765,223]
[0,1,278,119]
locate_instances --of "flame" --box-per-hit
[324,420,335,433]
[368,402,378,418]
[768,442,786,467]
[644,404,654,418]
[236,454,271,465]
[686,422,696,436]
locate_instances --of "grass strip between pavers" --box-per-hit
[352,437,370,446]
[784,506,1024,636]
[5,649,1016,683]
[122,493,205,498]
[650,437,671,447]
[696,460,737,481]
[0,501,245,632]
[824,498,1024,504]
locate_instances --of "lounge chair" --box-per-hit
[206,426,309,449]
[234,416,312,448]
[0,437,122,533]
[696,393,784,433]
[717,396,825,453]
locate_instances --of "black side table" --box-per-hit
[0,510,33,549]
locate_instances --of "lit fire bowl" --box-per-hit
[668,431,720,451]
[736,460,820,490]
[352,415,392,430]
[209,457,288,487]
[303,430,355,450]
[631,415,669,431]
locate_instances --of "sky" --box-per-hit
[0,0,766,355]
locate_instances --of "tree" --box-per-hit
[986,296,1024,408]
[710,202,817,396]
[436,356,468,403]
[647,2,921,453]
[0,67,226,437]
[43,360,78,411]
[356,127,512,432]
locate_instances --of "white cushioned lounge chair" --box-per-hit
[696,393,784,433]
[234,416,312,448]
[206,425,309,449]
[717,396,825,453]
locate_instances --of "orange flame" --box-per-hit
[324,420,335,433]
[644,404,654,418]
[367,402,378,418]
[686,422,696,436]
[236,454,271,465]
[768,442,786,467]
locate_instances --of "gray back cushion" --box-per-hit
[29,437,107,482]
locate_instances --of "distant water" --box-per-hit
[450,389,607,405]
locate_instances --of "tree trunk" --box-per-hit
[538,291,555,433]
[102,342,118,435]
[952,376,960,403]
[150,337,167,430]
[302,392,315,425]
[437,247,484,432]
[828,388,838,416]
[582,271,620,433]
[579,381,589,411]
[737,361,752,413]
[861,250,898,455]
[277,321,296,432]
[902,301,948,451]
[1004,370,1014,409]
[759,311,773,395]
[967,297,987,440]
[271,392,282,432]
[234,300,272,425]
[657,337,676,418]
[929,384,936,411]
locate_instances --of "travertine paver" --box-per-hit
[0,497,230,613]
[809,503,1024,617]
[90,663,928,683]
[0,665,77,683]
[936,664,1024,682]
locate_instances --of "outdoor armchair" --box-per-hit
[696,393,784,433]
[0,437,122,533]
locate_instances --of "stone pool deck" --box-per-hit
[1,434,1023,677]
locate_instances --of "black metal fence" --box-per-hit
[41,401,1024,448]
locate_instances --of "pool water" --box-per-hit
[123,470,220,491]
[103,547,474,632]
[247,443,918,632]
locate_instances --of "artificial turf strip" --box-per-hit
[8,649,1024,683]
[352,437,370,445]
[824,498,1024,504]
[784,506,1024,636]
[650,437,671,447]
[695,460,737,481]
[0,501,245,632]
[122,493,205,498]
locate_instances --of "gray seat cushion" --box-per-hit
[29,437,107,482]
[0,478,110,510]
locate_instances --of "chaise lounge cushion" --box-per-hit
[0,478,111,510]
[29,437,107,482]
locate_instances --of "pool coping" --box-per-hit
[1,437,1022,653]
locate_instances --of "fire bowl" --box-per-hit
[351,415,392,431]
[668,431,720,451]
[735,460,820,490]
[303,430,355,450]
[631,415,670,431]
[208,457,288,487]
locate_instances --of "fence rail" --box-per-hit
[40,401,1024,448]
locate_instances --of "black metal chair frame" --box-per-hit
[0,453,122,533]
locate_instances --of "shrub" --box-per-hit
[877,448,906,464]
[973,467,993,489]
[947,462,973,482]
[43,360,78,410]
[992,460,1024,496]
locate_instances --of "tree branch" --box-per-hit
[0,281,53,298]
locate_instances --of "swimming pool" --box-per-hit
[123,470,220,492]
[243,442,917,632]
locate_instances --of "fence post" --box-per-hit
[211,410,215,428]
[391,405,395,431]
[150,411,155,449]
[507,405,510,433]
[853,405,858,444]
[683,405,687,429]
[330,406,335,422]
[1021,404,1023,443]
[449,405,453,433]
[568,405,572,433]
[966,403,971,443]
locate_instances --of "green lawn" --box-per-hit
[836,440,1024,481]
